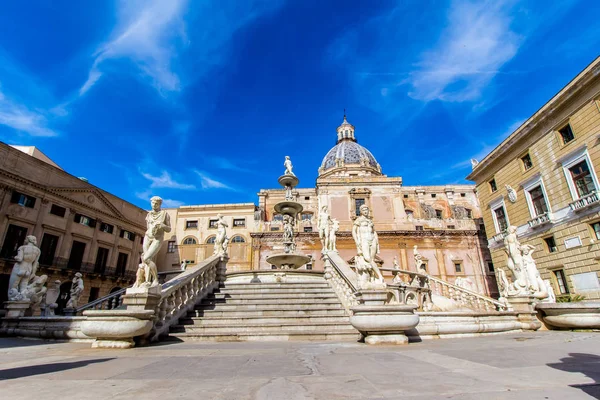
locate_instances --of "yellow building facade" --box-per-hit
[468,57,600,300]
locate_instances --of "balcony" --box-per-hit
[569,191,600,212]
[528,212,552,229]
[491,231,507,243]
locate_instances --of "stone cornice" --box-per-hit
[0,169,147,231]
[467,57,600,182]
[251,229,479,239]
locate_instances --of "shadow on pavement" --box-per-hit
[548,352,600,399]
[0,358,114,380]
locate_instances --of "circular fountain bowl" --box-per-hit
[278,174,299,188]
[274,201,303,216]
[266,253,311,269]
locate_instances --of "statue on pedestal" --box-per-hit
[66,273,84,308]
[501,226,548,299]
[213,214,229,256]
[282,214,294,243]
[318,205,331,252]
[352,205,385,289]
[284,156,295,176]
[327,219,339,252]
[8,235,41,301]
[134,196,171,289]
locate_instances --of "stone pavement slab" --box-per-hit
[0,331,599,399]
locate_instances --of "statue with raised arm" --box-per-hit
[8,235,41,301]
[66,273,84,308]
[352,204,385,289]
[284,156,295,176]
[318,205,331,252]
[503,226,528,292]
[134,196,171,288]
[213,213,229,256]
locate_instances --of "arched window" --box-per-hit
[182,237,197,245]
[230,235,245,243]
[206,236,216,244]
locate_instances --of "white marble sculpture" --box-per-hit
[410,245,428,287]
[391,257,403,284]
[282,214,294,244]
[327,219,339,252]
[66,273,84,308]
[352,205,385,289]
[502,226,548,299]
[8,235,41,301]
[543,279,557,303]
[284,156,295,176]
[134,196,172,288]
[506,185,517,203]
[213,213,229,256]
[24,274,48,311]
[470,159,479,169]
[318,205,331,252]
[41,279,61,316]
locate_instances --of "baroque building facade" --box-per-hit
[158,116,497,296]
[467,56,600,300]
[0,143,147,311]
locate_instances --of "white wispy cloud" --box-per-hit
[80,0,188,96]
[408,0,521,102]
[0,89,59,137]
[141,170,196,190]
[194,170,235,190]
[135,190,184,208]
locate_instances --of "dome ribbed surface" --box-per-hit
[320,140,379,170]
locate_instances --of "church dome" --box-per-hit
[318,115,382,177]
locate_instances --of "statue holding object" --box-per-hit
[134,196,171,289]
[352,204,385,289]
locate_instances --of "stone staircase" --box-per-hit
[169,280,360,342]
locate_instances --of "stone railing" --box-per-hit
[527,212,551,228]
[323,251,358,312]
[569,191,600,212]
[380,268,432,311]
[76,288,126,314]
[428,275,508,312]
[491,231,507,243]
[149,254,226,342]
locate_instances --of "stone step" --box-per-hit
[171,322,354,334]
[188,308,347,318]
[178,315,350,326]
[222,283,330,289]
[194,303,344,312]
[208,293,338,300]
[168,331,360,342]
[198,298,341,306]
[216,287,335,294]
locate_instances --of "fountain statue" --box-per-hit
[265,156,311,269]
[500,226,548,300]
[352,204,385,289]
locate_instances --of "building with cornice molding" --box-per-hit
[0,143,147,311]
[159,115,497,296]
[467,56,600,300]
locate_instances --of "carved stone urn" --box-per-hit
[349,290,420,345]
[81,309,154,349]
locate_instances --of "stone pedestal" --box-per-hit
[123,285,162,312]
[216,255,229,283]
[81,309,155,349]
[4,301,31,318]
[355,290,388,306]
[507,295,542,331]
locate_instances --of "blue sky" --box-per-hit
[1,0,599,209]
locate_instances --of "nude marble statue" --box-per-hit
[66,273,84,308]
[134,196,171,288]
[352,205,385,288]
[213,213,229,256]
[8,235,41,301]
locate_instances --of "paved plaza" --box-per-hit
[0,331,598,399]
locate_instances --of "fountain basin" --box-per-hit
[266,253,311,269]
[536,302,600,330]
[278,174,299,188]
[274,201,303,216]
